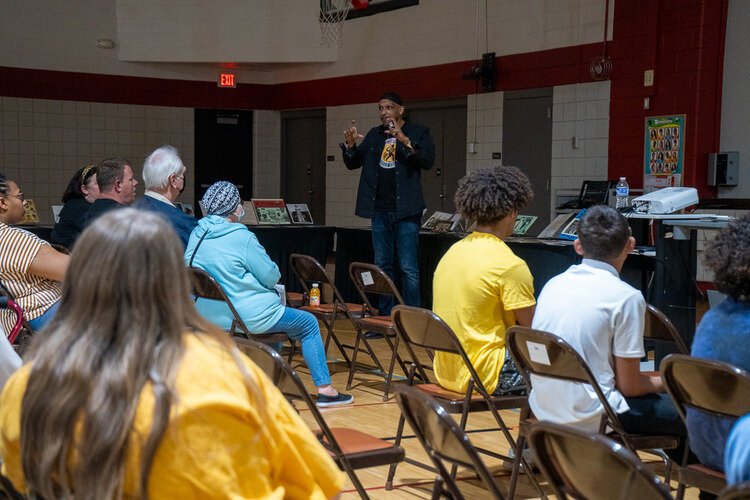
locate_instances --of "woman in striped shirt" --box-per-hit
[0,174,69,333]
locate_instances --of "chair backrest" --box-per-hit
[719,481,750,500]
[188,267,250,335]
[394,384,505,499]
[348,262,404,312]
[644,304,689,355]
[506,326,625,433]
[661,354,750,421]
[392,305,491,391]
[289,253,348,305]
[233,337,351,465]
[528,422,672,500]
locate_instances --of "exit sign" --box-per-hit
[218,73,236,88]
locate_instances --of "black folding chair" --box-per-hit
[188,267,296,363]
[235,338,404,499]
[386,306,545,498]
[394,384,506,499]
[661,354,750,499]
[506,326,679,497]
[528,422,673,500]
[348,262,410,400]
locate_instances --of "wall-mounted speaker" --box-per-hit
[707,152,739,186]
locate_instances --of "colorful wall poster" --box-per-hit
[644,115,685,192]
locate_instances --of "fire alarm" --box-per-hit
[351,0,369,10]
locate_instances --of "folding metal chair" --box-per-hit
[394,384,506,499]
[385,306,545,498]
[347,262,410,401]
[506,326,679,497]
[188,267,296,363]
[0,282,34,354]
[235,338,404,500]
[289,253,373,368]
[719,481,750,500]
[528,422,673,500]
[661,354,750,499]
[644,304,689,355]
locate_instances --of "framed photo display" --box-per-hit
[286,203,314,224]
[251,199,291,225]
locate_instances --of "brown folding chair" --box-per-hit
[188,267,296,363]
[661,354,750,499]
[285,291,305,308]
[0,282,35,355]
[347,262,410,401]
[505,326,679,497]
[644,304,688,355]
[394,384,506,499]
[385,306,546,498]
[289,253,373,368]
[528,422,673,500]
[719,481,750,500]
[235,338,404,500]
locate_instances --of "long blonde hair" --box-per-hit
[19,208,259,499]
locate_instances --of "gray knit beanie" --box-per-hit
[201,181,240,217]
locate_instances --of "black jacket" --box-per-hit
[341,120,435,219]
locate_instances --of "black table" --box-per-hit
[250,225,335,293]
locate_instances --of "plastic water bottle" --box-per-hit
[309,283,321,306]
[616,177,630,209]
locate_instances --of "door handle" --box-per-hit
[436,168,442,176]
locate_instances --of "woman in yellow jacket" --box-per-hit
[0,208,343,499]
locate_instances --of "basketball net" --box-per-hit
[319,0,351,47]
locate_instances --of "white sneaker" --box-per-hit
[502,446,537,472]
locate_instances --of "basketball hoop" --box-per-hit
[319,0,352,47]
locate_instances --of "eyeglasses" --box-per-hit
[175,174,185,183]
[6,192,24,203]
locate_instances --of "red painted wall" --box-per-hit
[0,1,727,195]
[607,0,727,196]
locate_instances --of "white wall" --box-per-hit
[1,0,613,85]
[718,0,750,199]
[0,97,194,225]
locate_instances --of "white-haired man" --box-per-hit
[135,145,197,247]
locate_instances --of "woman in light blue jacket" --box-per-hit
[185,181,353,408]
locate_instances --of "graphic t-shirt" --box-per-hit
[375,137,397,210]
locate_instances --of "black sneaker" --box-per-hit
[364,331,385,340]
[316,393,354,408]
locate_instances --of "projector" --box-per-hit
[632,187,699,214]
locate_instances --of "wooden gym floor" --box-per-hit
[277,318,703,499]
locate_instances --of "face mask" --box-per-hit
[236,205,245,220]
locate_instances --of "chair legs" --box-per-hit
[382,336,410,401]
[346,331,387,390]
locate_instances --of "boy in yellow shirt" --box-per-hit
[433,166,535,394]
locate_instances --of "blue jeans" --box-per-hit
[264,307,331,387]
[27,301,60,331]
[371,210,421,315]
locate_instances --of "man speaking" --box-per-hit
[340,92,435,321]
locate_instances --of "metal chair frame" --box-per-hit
[235,338,404,499]
[505,326,679,497]
[528,421,673,500]
[394,384,506,499]
[385,306,545,498]
[289,253,376,369]
[347,262,410,400]
[188,267,296,363]
[661,354,750,499]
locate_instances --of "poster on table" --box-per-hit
[644,115,685,192]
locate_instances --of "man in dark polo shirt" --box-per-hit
[84,158,138,226]
[340,92,435,321]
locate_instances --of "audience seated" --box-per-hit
[0,209,344,498]
[688,213,750,471]
[528,206,686,453]
[185,181,353,407]
[84,158,138,226]
[50,164,99,248]
[0,174,69,332]
[432,166,535,394]
[725,414,750,485]
[134,145,197,247]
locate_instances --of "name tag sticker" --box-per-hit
[526,341,551,365]
[361,271,374,286]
